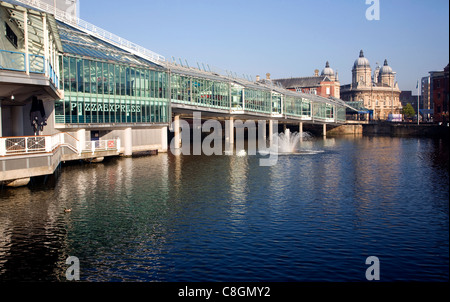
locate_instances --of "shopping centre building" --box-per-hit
[0,0,352,186]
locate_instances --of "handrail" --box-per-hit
[10,0,165,64]
[0,50,59,87]
[0,133,119,156]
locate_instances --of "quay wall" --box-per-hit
[362,123,449,138]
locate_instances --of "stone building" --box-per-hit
[340,50,402,120]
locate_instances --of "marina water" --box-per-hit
[0,135,448,281]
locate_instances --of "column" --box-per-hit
[11,106,24,136]
[76,128,86,153]
[268,119,274,147]
[225,117,234,145]
[124,127,132,156]
[299,122,303,142]
[24,10,29,75]
[173,114,181,149]
[323,124,327,138]
[43,15,49,77]
[0,100,3,137]
[160,126,168,152]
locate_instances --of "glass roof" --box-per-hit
[56,21,162,68]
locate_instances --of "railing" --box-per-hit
[83,139,120,154]
[0,133,120,156]
[0,49,59,88]
[12,0,165,64]
[0,49,26,72]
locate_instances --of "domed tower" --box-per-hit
[321,61,335,81]
[352,50,372,87]
[378,59,395,87]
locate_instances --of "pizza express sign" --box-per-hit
[71,102,142,113]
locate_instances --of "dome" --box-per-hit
[353,50,370,69]
[321,61,334,76]
[379,59,393,74]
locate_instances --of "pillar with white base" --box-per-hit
[173,115,181,149]
[124,127,132,156]
[225,117,234,145]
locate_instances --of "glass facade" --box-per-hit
[244,89,272,113]
[284,96,312,118]
[55,56,169,124]
[53,19,349,126]
[271,93,282,114]
[313,102,334,120]
[170,73,230,110]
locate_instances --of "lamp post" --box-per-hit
[391,72,396,119]
[417,79,420,125]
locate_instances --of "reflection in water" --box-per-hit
[0,136,448,281]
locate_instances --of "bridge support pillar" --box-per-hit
[76,129,86,151]
[268,119,274,147]
[124,127,132,156]
[173,114,181,149]
[323,124,327,138]
[225,117,234,144]
[299,122,303,141]
[161,126,168,152]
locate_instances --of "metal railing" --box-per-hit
[11,0,165,64]
[0,50,59,88]
[0,133,120,156]
[0,49,26,72]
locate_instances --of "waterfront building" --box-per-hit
[430,64,449,123]
[271,62,341,99]
[340,50,402,120]
[421,76,432,110]
[1,0,352,186]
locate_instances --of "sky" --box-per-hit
[79,0,449,92]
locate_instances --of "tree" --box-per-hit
[402,103,416,119]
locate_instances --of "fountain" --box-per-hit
[276,128,301,153]
[265,128,316,155]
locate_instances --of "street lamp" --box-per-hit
[391,72,396,118]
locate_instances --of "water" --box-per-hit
[0,136,448,282]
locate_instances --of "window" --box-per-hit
[5,22,18,48]
[326,87,330,95]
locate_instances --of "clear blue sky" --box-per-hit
[79,0,449,92]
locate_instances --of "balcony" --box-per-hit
[0,133,121,182]
[0,49,59,89]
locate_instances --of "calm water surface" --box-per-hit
[0,136,448,282]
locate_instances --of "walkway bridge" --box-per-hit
[0,132,120,184]
[1,0,359,186]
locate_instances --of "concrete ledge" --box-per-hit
[363,123,450,138]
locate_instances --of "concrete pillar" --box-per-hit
[268,119,274,147]
[323,124,327,137]
[225,117,234,145]
[173,114,180,149]
[124,127,132,156]
[161,126,168,152]
[11,106,24,136]
[299,122,303,141]
[76,128,86,152]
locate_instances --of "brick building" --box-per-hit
[271,61,341,98]
[430,64,449,123]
